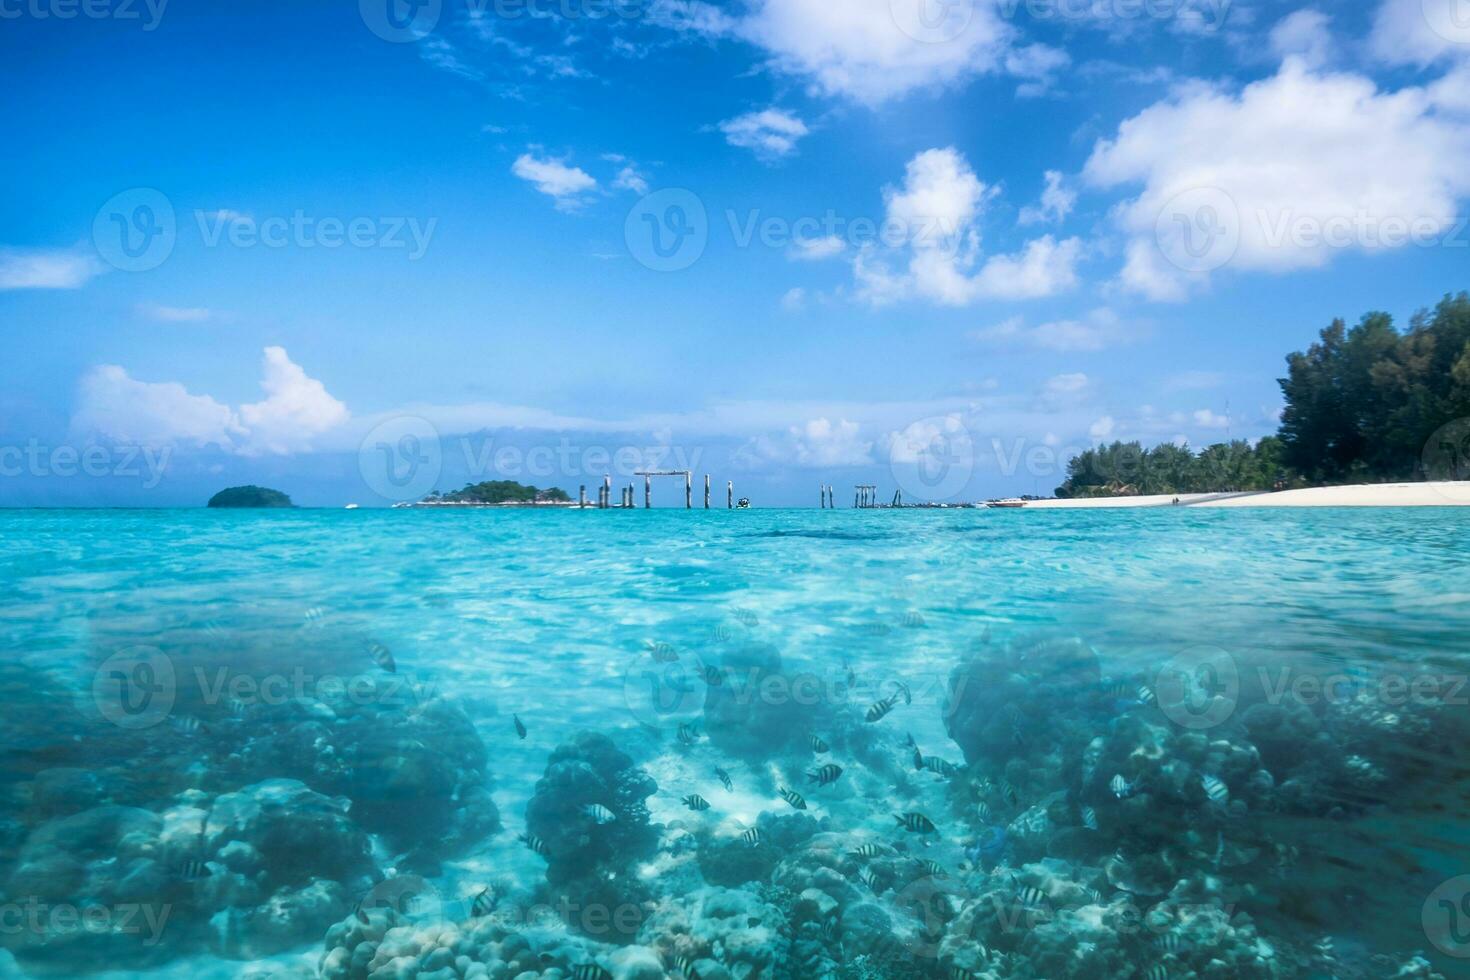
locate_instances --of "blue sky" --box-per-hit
[3,0,1469,505]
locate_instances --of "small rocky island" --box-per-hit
[206,485,294,508]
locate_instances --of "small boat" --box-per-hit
[736,497,751,509]
[987,498,1026,509]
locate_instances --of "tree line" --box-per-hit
[1056,291,1470,498]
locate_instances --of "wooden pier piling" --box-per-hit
[704,474,711,509]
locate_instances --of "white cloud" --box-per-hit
[719,108,809,159]
[1370,0,1470,67]
[1269,10,1333,68]
[1089,415,1116,439]
[1045,372,1091,397]
[657,0,1059,105]
[138,304,213,323]
[511,153,598,208]
[1085,58,1470,300]
[71,347,347,456]
[780,287,807,311]
[789,418,873,467]
[852,147,1081,306]
[1019,170,1077,225]
[789,234,846,261]
[612,165,649,194]
[971,308,1133,352]
[0,248,105,290]
[237,347,351,455]
[1193,408,1231,429]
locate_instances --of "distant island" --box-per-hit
[207,486,294,508]
[416,480,572,507]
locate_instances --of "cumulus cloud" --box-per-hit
[1269,10,1334,68]
[138,304,214,323]
[71,347,348,456]
[611,165,649,194]
[0,248,105,290]
[789,417,873,466]
[1193,408,1231,429]
[780,287,808,311]
[789,234,846,261]
[852,147,1082,306]
[656,0,1061,104]
[719,108,809,159]
[1370,0,1470,67]
[1085,57,1470,300]
[511,153,598,208]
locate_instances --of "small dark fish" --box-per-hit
[912,745,925,771]
[740,827,765,846]
[1015,884,1047,909]
[646,640,678,663]
[1081,806,1099,831]
[850,843,885,858]
[227,698,250,717]
[1156,934,1185,953]
[172,716,205,736]
[896,812,937,833]
[924,757,958,777]
[582,803,617,824]
[810,734,829,753]
[368,641,396,673]
[1201,775,1229,804]
[672,954,701,980]
[807,764,843,787]
[714,767,733,792]
[778,786,807,810]
[471,887,494,918]
[703,664,723,686]
[900,612,925,628]
[353,901,369,925]
[1110,774,1132,799]
[820,916,840,943]
[519,832,549,858]
[732,609,759,627]
[677,724,699,746]
[1144,967,1169,980]
[858,866,881,891]
[917,859,948,878]
[975,801,993,822]
[178,859,210,879]
[1137,685,1156,705]
[949,968,979,980]
[572,965,613,980]
[999,782,1019,807]
[682,794,710,811]
[514,714,527,739]
[865,696,896,723]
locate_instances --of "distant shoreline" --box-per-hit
[1022,482,1470,509]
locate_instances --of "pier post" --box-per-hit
[727,481,733,509]
[604,475,612,510]
[579,485,587,508]
[685,471,692,509]
[704,474,710,509]
[645,475,652,509]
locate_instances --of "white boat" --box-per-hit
[987,498,1026,509]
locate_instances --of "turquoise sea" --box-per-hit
[2,507,1468,979]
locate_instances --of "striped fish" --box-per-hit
[1137,685,1156,705]
[865,696,896,722]
[714,767,733,792]
[975,801,992,822]
[820,917,840,943]
[582,803,617,824]
[732,609,760,627]
[227,698,250,717]
[917,859,948,878]
[1015,885,1047,909]
[703,665,723,686]
[367,641,396,673]
[1081,886,1103,904]
[178,859,210,879]
[1156,934,1185,953]
[572,965,613,980]
[519,833,550,858]
[646,640,678,663]
[810,734,829,753]
[513,714,527,739]
[740,827,766,846]
[807,763,843,786]
[1144,966,1169,980]
[850,844,885,858]
[924,757,959,778]
[913,745,925,771]
[896,812,937,833]
[857,866,880,890]
[1201,775,1229,804]
[778,786,807,810]
[1110,774,1132,799]
[353,901,369,925]
[672,954,701,980]
[948,967,979,980]
[681,794,710,811]
[172,716,204,736]
[303,606,325,625]
[471,887,494,918]
[677,724,700,745]
[1081,806,1099,831]
[900,612,926,628]
[999,781,1019,807]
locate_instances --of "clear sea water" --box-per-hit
[2,507,1468,979]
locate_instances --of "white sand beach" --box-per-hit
[1019,482,1470,509]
